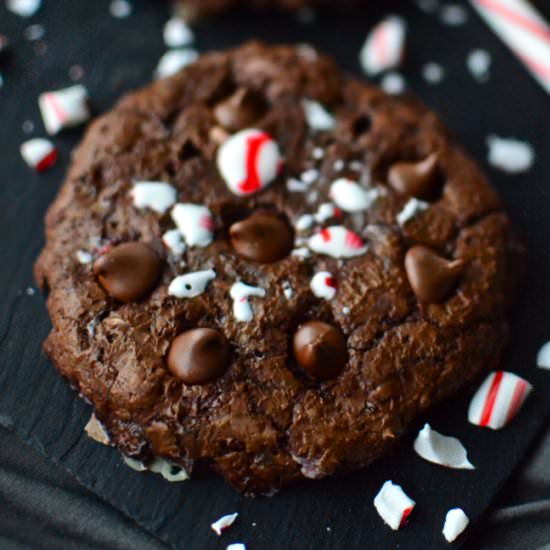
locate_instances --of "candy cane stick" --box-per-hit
[470,0,550,95]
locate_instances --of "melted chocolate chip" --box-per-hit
[388,154,441,201]
[229,212,294,263]
[167,328,229,385]
[93,242,161,302]
[293,321,348,380]
[214,88,265,132]
[404,245,464,303]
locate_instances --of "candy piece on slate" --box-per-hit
[373,480,415,530]
[84,413,110,445]
[162,229,186,257]
[308,226,367,258]
[131,181,177,214]
[310,272,337,300]
[163,17,194,48]
[293,321,347,379]
[6,0,41,17]
[302,99,336,131]
[396,197,429,225]
[423,62,445,84]
[148,458,189,482]
[486,135,535,174]
[295,214,314,231]
[229,213,294,263]
[467,48,492,82]
[167,328,229,385]
[93,242,161,303]
[171,203,215,247]
[38,85,90,135]
[468,371,532,430]
[20,138,57,172]
[388,154,440,200]
[314,203,341,224]
[214,89,265,132]
[217,129,282,196]
[405,245,463,303]
[536,341,550,369]
[109,0,132,18]
[414,423,474,469]
[123,455,147,472]
[226,544,246,550]
[168,269,216,298]
[330,178,380,212]
[211,512,239,536]
[380,71,406,95]
[359,15,407,76]
[76,250,93,264]
[442,508,469,543]
[230,282,266,322]
[155,49,198,79]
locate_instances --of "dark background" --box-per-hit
[1,1,550,549]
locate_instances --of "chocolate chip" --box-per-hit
[93,242,161,302]
[229,212,294,263]
[293,321,348,380]
[404,245,464,303]
[167,328,229,385]
[388,154,441,201]
[213,88,264,132]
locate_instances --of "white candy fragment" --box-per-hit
[380,72,406,95]
[359,15,407,76]
[301,168,319,185]
[149,458,189,482]
[20,138,57,171]
[374,480,415,530]
[287,177,310,192]
[468,371,532,430]
[536,341,550,370]
[131,182,177,214]
[314,203,341,224]
[171,203,215,247]
[226,544,246,550]
[396,198,429,226]
[414,423,474,469]
[330,178,379,212]
[109,0,132,18]
[442,508,469,542]
[168,270,216,298]
[422,62,445,84]
[467,49,491,82]
[295,214,314,231]
[302,99,336,131]
[440,4,468,26]
[6,0,41,17]
[38,85,90,135]
[230,282,266,322]
[217,129,282,196]
[163,17,194,48]
[162,229,186,257]
[310,272,337,300]
[155,49,198,79]
[84,414,110,445]
[76,250,93,264]
[487,135,535,174]
[211,513,239,536]
[282,282,293,299]
[308,226,367,258]
[123,455,147,472]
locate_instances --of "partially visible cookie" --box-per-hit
[35,42,525,495]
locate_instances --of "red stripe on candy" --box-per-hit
[373,24,389,66]
[400,506,414,528]
[36,148,58,172]
[45,93,67,124]
[505,379,527,424]
[320,228,331,242]
[344,231,364,249]
[325,276,337,289]
[479,371,504,427]
[237,133,270,194]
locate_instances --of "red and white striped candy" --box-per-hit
[470,0,550,95]
[211,512,238,536]
[171,203,214,247]
[20,138,58,172]
[38,84,90,135]
[308,226,367,258]
[314,203,341,224]
[229,282,266,322]
[373,480,415,530]
[329,178,379,213]
[216,129,283,196]
[468,371,532,430]
[310,271,337,300]
[359,15,407,76]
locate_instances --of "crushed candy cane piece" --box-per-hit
[302,99,336,131]
[131,181,177,214]
[7,0,41,17]
[330,178,379,212]
[467,49,491,82]
[468,371,532,430]
[20,138,57,172]
[536,341,550,370]
[76,250,93,264]
[442,508,469,542]
[287,177,309,192]
[155,49,198,79]
[109,0,132,18]
[314,203,340,224]
[380,71,406,94]
[38,85,90,135]
[301,168,319,185]
[310,272,337,300]
[168,269,216,298]
[84,413,110,445]
[414,423,474,469]
[123,455,147,472]
[230,282,266,322]
[308,226,367,258]
[295,214,315,231]
[374,480,415,530]
[171,203,214,247]
[149,458,189,482]
[440,4,468,26]
[217,129,282,196]
[359,15,407,76]
[487,135,535,173]
[211,513,239,536]
[163,17,194,48]
[226,544,245,550]
[396,198,429,226]
[162,229,186,257]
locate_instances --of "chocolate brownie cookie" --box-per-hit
[35,42,525,495]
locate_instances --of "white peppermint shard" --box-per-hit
[537,341,550,370]
[230,282,266,322]
[162,229,186,257]
[413,423,474,470]
[7,0,41,17]
[396,198,429,226]
[310,272,337,300]
[308,226,367,258]
[168,270,216,298]
[487,135,535,174]
[131,182,177,214]
[155,49,198,79]
[302,99,336,131]
[211,513,239,536]
[442,508,469,542]
[163,17,194,48]
[373,480,415,530]
[149,458,189,482]
[330,178,379,212]
[314,203,339,223]
[38,85,90,135]
[171,203,214,247]
[20,138,57,172]
[226,544,246,550]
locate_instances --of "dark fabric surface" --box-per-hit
[0,426,548,549]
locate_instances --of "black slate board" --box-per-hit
[1,1,550,549]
